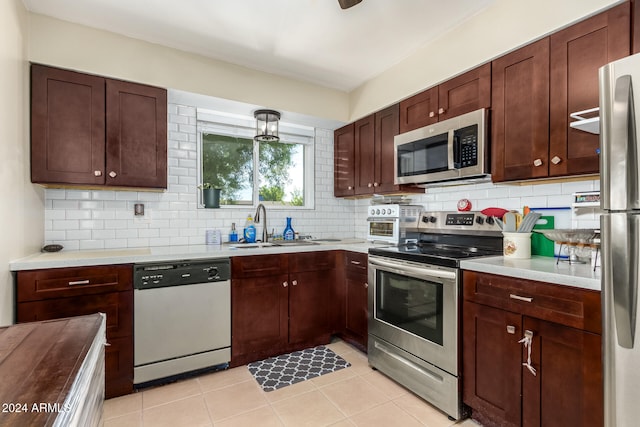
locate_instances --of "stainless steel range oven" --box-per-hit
[368,211,503,420]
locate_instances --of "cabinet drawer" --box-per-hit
[289,251,336,273]
[345,251,367,274]
[231,254,288,278]
[16,265,133,302]
[463,271,601,334]
[17,291,133,339]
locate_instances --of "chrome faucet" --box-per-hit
[254,203,268,243]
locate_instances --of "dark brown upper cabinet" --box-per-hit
[549,2,630,177]
[492,3,630,182]
[334,104,423,197]
[399,63,491,133]
[31,64,167,189]
[334,122,356,197]
[491,39,551,182]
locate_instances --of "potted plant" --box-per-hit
[198,183,221,208]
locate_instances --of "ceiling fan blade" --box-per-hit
[338,0,363,9]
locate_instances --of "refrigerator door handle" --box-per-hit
[606,214,638,348]
[613,75,639,208]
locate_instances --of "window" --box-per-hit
[197,109,314,208]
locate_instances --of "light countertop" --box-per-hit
[460,256,601,292]
[9,239,383,271]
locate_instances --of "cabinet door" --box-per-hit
[549,3,630,177]
[374,104,401,193]
[105,335,134,399]
[399,86,438,133]
[345,270,368,347]
[105,79,167,188]
[289,270,331,344]
[334,123,356,197]
[463,301,522,427]
[437,63,491,121]
[521,317,603,427]
[491,38,550,182]
[354,115,376,195]
[31,64,106,185]
[231,275,289,357]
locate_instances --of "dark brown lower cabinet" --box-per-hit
[231,252,335,366]
[462,271,602,427]
[16,265,134,399]
[342,251,368,351]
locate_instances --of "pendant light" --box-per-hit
[254,109,281,142]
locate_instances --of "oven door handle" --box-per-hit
[369,257,456,281]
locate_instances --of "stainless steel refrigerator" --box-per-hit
[600,52,640,427]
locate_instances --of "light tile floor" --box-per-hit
[104,340,482,427]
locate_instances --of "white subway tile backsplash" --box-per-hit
[43,101,600,248]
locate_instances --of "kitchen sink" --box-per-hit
[228,240,319,249]
[271,240,319,246]
[228,242,279,249]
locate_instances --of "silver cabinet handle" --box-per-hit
[533,159,543,167]
[350,260,361,265]
[292,280,298,286]
[373,182,379,187]
[551,156,562,165]
[510,294,533,303]
[367,183,373,188]
[364,283,369,289]
[429,111,435,118]
[94,171,102,177]
[68,279,90,286]
[109,171,117,178]
[282,281,288,287]
[506,325,516,334]
[347,186,353,190]
[438,107,445,114]
[519,330,537,376]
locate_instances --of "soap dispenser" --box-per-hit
[283,217,295,241]
[229,223,238,242]
[244,215,256,243]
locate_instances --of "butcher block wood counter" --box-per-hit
[0,314,106,427]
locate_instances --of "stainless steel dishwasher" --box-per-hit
[133,258,231,386]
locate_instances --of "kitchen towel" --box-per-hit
[247,345,350,392]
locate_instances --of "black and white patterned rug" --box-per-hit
[247,345,351,392]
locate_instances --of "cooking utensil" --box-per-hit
[495,218,504,230]
[503,212,516,232]
[481,207,509,218]
[518,212,542,233]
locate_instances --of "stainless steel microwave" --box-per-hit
[394,108,489,186]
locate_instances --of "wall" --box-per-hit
[27,14,349,125]
[352,180,601,238]
[43,103,355,249]
[348,0,621,120]
[0,0,44,326]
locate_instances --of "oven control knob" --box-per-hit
[381,209,386,215]
[476,216,484,225]
[486,216,495,225]
[376,209,381,215]
[429,216,437,223]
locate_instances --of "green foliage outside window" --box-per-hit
[201,133,304,206]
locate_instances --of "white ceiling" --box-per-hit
[22,0,495,92]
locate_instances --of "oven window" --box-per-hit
[375,269,443,345]
[369,221,394,237]
[397,133,449,177]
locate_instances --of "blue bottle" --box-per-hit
[283,217,295,241]
[244,215,256,243]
